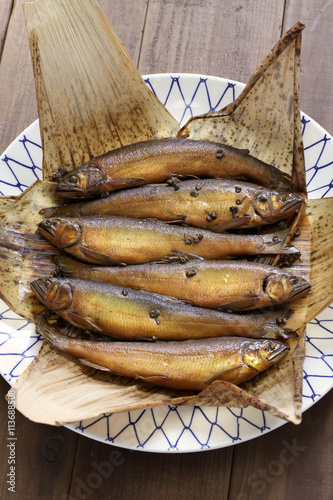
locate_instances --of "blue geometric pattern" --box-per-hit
[0,74,332,452]
[0,134,42,196]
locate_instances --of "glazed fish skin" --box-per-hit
[36,313,290,390]
[30,277,295,340]
[54,138,291,198]
[38,216,299,265]
[43,178,303,231]
[55,256,310,311]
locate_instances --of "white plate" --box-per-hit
[0,74,332,452]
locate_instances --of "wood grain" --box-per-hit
[68,433,234,500]
[103,0,148,65]
[284,0,333,133]
[0,0,13,59]
[0,0,37,155]
[139,0,285,82]
[229,390,333,500]
[0,375,79,500]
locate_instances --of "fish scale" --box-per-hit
[36,312,290,391]
[54,138,293,198]
[42,178,303,232]
[54,256,310,312]
[38,215,299,266]
[30,277,296,340]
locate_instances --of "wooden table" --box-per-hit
[0,1,332,499]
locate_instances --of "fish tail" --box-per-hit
[35,311,64,347]
[262,229,300,255]
[39,206,58,218]
[259,308,296,339]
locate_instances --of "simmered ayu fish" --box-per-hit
[38,216,299,265]
[42,178,303,232]
[30,277,295,340]
[55,255,310,311]
[36,312,290,390]
[54,138,292,198]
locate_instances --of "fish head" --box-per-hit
[38,218,81,249]
[254,190,303,222]
[241,339,289,372]
[30,278,73,310]
[264,273,311,303]
[55,162,106,198]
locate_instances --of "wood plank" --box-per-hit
[229,390,333,500]
[0,0,37,155]
[67,432,234,500]
[104,0,148,66]
[0,375,79,500]
[139,0,285,82]
[0,0,13,59]
[283,0,333,134]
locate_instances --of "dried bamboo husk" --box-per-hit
[0,3,331,426]
[179,22,306,193]
[14,195,331,426]
[23,0,179,181]
[0,182,59,321]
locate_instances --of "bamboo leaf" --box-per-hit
[179,23,306,194]
[23,0,180,180]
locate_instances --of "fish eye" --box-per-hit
[259,195,267,203]
[280,194,287,203]
[67,174,78,184]
[290,277,298,285]
[264,340,276,351]
[44,279,52,290]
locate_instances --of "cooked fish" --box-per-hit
[36,312,290,390]
[54,138,292,198]
[30,277,295,340]
[38,216,299,265]
[42,178,302,232]
[54,255,310,311]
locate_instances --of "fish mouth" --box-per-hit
[56,184,84,194]
[30,279,47,302]
[38,220,57,238]
[268,343,290,362]
[280,196,303,214]
[289,280,311,299]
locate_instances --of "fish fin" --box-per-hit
[54,254,84,276]
[210,215,253,232]
[153,249,205,264]
[66,310,103,333]
[135,374,169,384]
[235,148,250,156]
[144,217,187,225]
[258,309,296,339]
[261,328,298,340]
[77,245,116,264]
[40,206,58,218]
[217,296,262,310]
[169,173,199,180]
[104,177,145,190]
[205,365,246,385]
[78,358,111,371]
